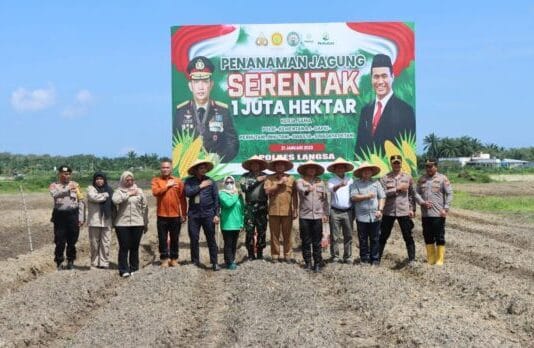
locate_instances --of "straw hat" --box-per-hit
[242,155,268,171]
[353,161,381,178]
[268,156,294,172]
[326,157,355,173]
[297,160,325,176]
[187,159,214,176]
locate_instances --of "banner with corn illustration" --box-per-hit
[171,22,415,177]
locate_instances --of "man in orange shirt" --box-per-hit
[151,159,187,267]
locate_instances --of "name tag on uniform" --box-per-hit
[194,195,200,204]
[209,121,224,132]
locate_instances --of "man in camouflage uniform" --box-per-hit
[173,56,239,162]
[379,155,417,264]
[415,159,453,266]
[239,155,269,260]
[49,165,85,270]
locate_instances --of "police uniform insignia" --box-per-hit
[213,134,218,141]
[215,114,223,122]
[184,113,192,119]
[195,59,205,70]
[209,120,224,132]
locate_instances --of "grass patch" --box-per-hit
[454,190,534,221]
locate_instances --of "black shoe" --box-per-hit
[66,261,74,270]
[248,254,256,261]
[212,264,221,271]
[303,262,313,271]
[313,263,321,272]
[256,251,263,260]
[56,262,63,271]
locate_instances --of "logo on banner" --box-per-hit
[255,33,268,46]
[271,32,283,46]
[287,32,300,47]
[318,32,335,46]
[303,33,314,45]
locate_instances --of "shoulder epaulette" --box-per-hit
[213,100,228,108]
[176,100,189,109]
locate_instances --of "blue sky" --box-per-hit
[1,0,533,157]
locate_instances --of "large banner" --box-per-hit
[171,22,415,178]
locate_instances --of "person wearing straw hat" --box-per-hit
[350,162,385,265]
[326,158,355,263]
[49,165,85,270]
[296,160,329,272]
[239,155,269,260]
[264,156,298,262]
[184,159,221,271]
[378,155,417,265]
[415,159,453,266]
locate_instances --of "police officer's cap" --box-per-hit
[187,56,214,80]
[425,158,438,166]
[371,54,393,72]
[58,165,72,173]
[390,155,402,164]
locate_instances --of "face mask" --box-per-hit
[225,183,235,191]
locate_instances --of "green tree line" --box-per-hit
[0,151,162,176]
[1,134,533,176]
[423,133,534,161]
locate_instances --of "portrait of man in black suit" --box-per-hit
[355,54,415,158]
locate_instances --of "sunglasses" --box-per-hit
[225,181,234,184]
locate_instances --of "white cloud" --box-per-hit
[11,85,56,112]
[61,89,94,118]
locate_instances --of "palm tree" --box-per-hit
[423,133,441,159]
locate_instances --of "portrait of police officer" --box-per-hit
[173,56,239,163]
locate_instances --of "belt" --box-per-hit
[331,207,351,213]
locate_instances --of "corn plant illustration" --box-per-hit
[172,130,231,180]
[355,132,417,176]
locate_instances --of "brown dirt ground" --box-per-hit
[0,184,532,347]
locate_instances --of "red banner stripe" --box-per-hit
[346,22,414,76]
[171,25,237,73]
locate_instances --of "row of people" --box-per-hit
[48,155,452,276]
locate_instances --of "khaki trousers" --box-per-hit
[269,215,293,259]
[88,226,112,267]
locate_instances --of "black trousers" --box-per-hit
[115,226,144,274]
[157,216,181,260]
[356,220,381,263]
[422,217,446,245]
[379,215,416,261]
[188,215,218,265]
[52,209,80,264]
[299,218,323,265]
[222,230,239,265]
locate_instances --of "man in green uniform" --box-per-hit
[239,155,269,260]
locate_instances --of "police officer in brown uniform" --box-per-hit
[415,159,453,266]
[173,56,239,162]
[379,155,417,264]
[49,165,85,270]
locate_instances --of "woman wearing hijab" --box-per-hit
[218,175,244,270]
[112,171,149,277]
[86,172,114,269]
